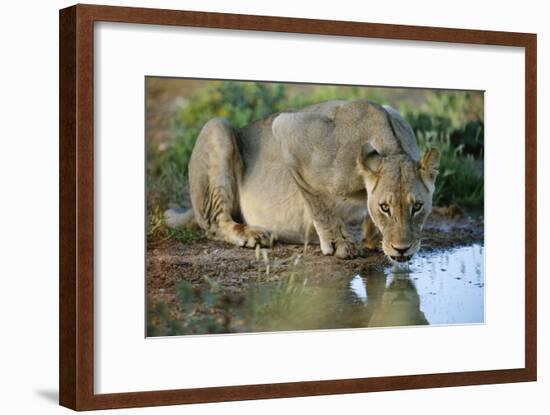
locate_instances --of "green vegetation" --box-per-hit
[147,80,484,244]
[404,92,484,208]
[147,205,204,246]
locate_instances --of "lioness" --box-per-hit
[166,100,440,262]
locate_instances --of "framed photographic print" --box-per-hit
[59,4,537,411]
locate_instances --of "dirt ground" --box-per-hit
[147,207,483,308]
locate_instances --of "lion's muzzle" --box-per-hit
[384,240,421,263]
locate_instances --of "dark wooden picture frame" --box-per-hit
[59,4,537,411]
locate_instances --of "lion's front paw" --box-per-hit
[320,239,335,256]
[334,239,358,259]
[319,238,358,259]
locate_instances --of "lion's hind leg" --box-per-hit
[188,118,274,249]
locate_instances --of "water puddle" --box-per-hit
[148,244,484,336]
[348,244,484,327]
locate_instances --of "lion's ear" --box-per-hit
[419,147,441,193]
[358,143,382,176]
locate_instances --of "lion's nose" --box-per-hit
[391,244,412,255]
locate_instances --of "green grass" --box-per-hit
[147,205,205,247]
[147,80,484,244]
[416,130,484,209]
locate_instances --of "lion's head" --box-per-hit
[358,145,440,262]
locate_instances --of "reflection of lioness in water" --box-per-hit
[368,276,429,327]
[166,100,440,262]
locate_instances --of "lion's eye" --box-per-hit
[379,203,390,214]
[412,202,424,213]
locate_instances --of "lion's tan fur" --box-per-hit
[167,100,440,260]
